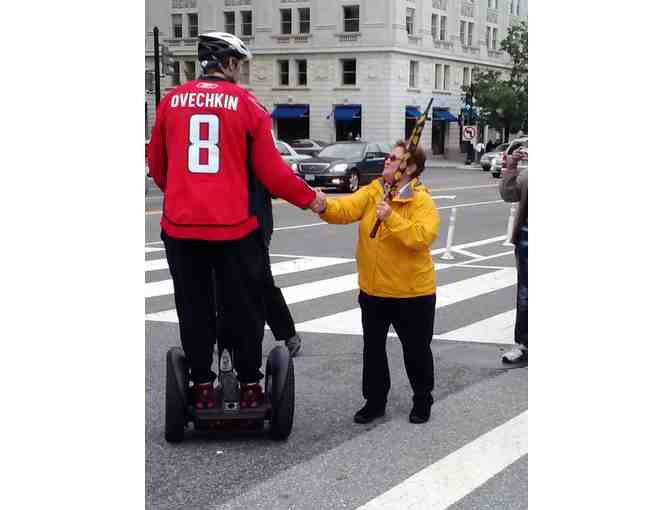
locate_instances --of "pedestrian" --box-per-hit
[475,140,485,162]
[485,139,494,153]
[499,147,528,363]
[216,175,303,358]
[312,141,440,424]
[148,32,325,410]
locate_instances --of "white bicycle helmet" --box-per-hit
[198,32,253,71]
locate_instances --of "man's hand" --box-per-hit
[309,189,327,213]
[511,147,528,162]
[376,200,392,221]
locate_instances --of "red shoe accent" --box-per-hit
[239,383,263,409]
[191,383,216,409]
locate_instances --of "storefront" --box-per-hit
[431,108,458,155]
[271,104,310,141]
[333,105,361,141]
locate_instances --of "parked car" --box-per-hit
[298,141,391,192]
[276,140,311,174]
[491,137,528,178]
[480,143,508,172]
[287,139,329,157]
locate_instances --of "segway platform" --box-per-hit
[164,345,295,443]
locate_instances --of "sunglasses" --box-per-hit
[384,154,400,163]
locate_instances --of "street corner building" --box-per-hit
[146,0,528,160]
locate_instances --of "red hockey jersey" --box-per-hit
[148,77,315,241]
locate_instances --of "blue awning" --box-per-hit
[406,106,421,119]
[334,105,361,121]
[271,105,308,119]
[433,109,459,122]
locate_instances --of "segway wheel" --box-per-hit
[266,346,295,441]
[165,347,188,443]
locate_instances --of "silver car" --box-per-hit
[480,143,508,172]
[491,137,528,178]
[276,140,311,174]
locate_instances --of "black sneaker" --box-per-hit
[502,346,528,364]
[285,334,302,358]
[409,397,432,424]
[353,401,386,424]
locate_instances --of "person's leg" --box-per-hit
[356,292,393,422]
[212,233,266,386]
[391,294,436,423]
[504,232,528,363]
[161,230,217,385]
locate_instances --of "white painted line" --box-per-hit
[146,241,163,245]
[355,411,528,510]
[145,256,354,298]
[434,309,516,343]
[295,268,516,335]
[431,195,456,200]
[145,246,164,253]
[431,235,507,256]
[273,221,327,231]
[437,199,504,211]
[451,248,481,258]
[449,264,511,270]
[145,258,169,272]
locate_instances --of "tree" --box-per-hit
[464,21,528,140]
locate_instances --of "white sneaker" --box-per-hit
[502,346,527,363]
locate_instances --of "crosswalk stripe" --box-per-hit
[433,309,516,343]
[294,268,516,335]
[145,246,164,254]
[355,411,528,510]
[146,258,169,272]
[145,255,354,298]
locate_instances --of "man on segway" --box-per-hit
[148,32,325,414]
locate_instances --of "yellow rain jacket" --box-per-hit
[320,178,440,298]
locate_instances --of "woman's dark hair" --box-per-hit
[393,140,427,177]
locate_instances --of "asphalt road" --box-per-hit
[145,164,528,510]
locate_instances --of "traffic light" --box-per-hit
[161,44,177,76]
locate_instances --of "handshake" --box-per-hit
[309,189,327,214]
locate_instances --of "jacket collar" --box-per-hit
[376,177,420,202]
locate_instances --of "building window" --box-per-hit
[463,67,470,87]
[488,0,499,8]
[172,14,183,38]
[188,13,198,38]
[241,11,253,36]
[443,65,450,90]
[431,15,438,39]
[224,11,235,34]
[298,8,310,34]
[434,64,441,90]
[280,9,292,34]
[467,22,474,46]
[511,0,515,14]
[172,61,181,86]
[440,16,447,40]
[240,61,250,84]
[278,60,289,86]
[296,59,307,86]
[409,60,419,88]
[492,27,498,49]
[406,8,415,35]
[459,21,466,45]
[516,0,520,15]
[486,27,491,49]
[343,5,360,33]
[342,59,356,85]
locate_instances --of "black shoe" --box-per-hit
[354,401,386,424]
[409,397,432,424]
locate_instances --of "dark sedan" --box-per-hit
[298,142,391,192]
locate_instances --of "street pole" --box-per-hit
[153,27,161,109]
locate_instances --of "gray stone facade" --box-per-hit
[145,0,527,156]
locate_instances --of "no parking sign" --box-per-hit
[462,126,478,141]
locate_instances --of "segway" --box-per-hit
[164,345,295,443]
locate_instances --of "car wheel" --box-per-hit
[345,171,359,193]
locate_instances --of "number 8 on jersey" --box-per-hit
[188,114,220,173]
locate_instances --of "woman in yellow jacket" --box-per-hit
[315,141,440,424]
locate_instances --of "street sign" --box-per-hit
[462,126,478,141]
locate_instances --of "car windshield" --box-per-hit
[318,144,364,159]
[495,144,508,151]
[289,140,313,148]
[275,142,291,155]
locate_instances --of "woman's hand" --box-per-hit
[376,201,392,221]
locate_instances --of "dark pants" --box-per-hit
[514,226,528,347]
[358,291,436,406]
[162,230,266,384]
[216,247,296,350]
